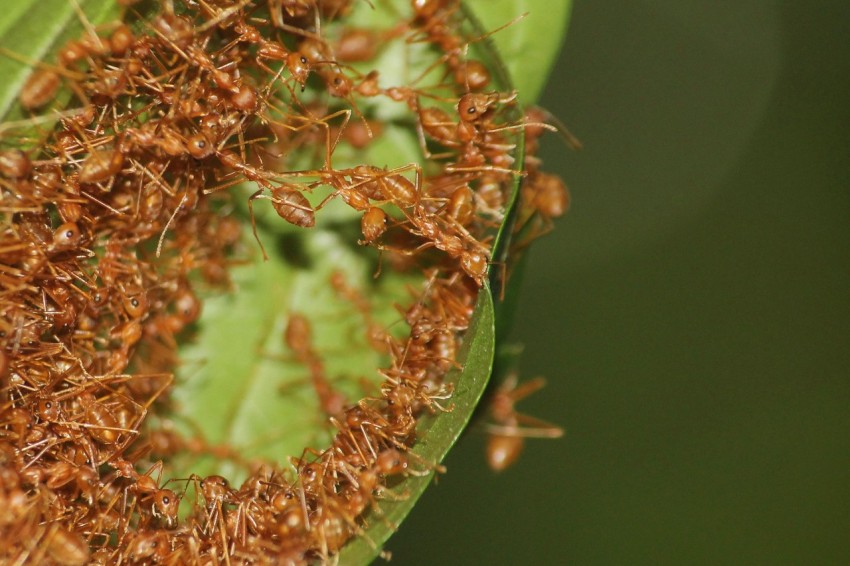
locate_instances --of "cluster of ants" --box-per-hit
[0,0,569,563]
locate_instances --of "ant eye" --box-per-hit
[187,133,214,158]
[123,293,147,319]
[52,222,82,248]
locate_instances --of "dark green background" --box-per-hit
[388,1,850,564]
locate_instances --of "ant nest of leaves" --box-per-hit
[0,0,568,563]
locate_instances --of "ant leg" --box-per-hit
[247,188,270,261]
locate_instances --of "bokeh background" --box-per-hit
[388,1,850,564]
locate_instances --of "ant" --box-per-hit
[283,313,348,420]
[329,269,396,354]
[484,374,563,472]
[109,458,182,526]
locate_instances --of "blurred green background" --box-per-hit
[388,1,850,564]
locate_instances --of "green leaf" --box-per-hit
[0,0,555,559]
[464,0,573,104]
[0,0,119,126]
[337,288,496,564]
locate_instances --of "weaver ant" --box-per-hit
[484,374,563,472]
[283,313,348,419]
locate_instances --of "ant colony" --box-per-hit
[0,0,570,563]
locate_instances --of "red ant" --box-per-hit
[484,374,563,472]
[109,458,182,526]
[283,313,348,420]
